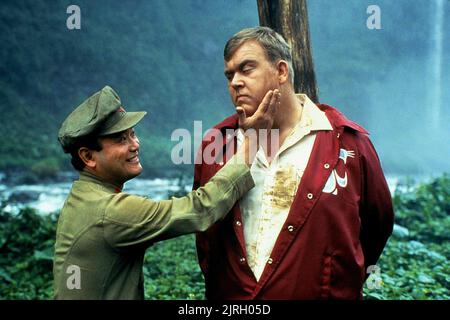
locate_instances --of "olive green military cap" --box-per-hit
[58,86,147,153]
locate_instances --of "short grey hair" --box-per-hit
[224,26,294,85]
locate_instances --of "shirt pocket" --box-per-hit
[319,250,334,299]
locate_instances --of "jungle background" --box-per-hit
[0,0,448,299]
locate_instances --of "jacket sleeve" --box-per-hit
[357,133,395,273]
[194,143,213,277]
[102,153,254,249]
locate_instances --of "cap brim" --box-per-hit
[99,111,147,136]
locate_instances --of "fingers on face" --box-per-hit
[268,89,280,116]
[236,107,246,123]
[260,90,274,114]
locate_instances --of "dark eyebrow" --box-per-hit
[224,59,257,77]
[238,59,257,69]
[104,131,126,140]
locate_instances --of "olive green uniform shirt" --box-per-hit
[53,154,253,299]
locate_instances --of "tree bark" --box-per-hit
[257,0,318,102]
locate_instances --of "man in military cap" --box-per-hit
[53,85,280,299]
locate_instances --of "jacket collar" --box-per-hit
[213,113,239,131]
[318,104,369,134]
[296,94,333,132]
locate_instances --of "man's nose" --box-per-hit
[231,73,244,90]
[129,136,140,151]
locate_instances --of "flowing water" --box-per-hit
[0,173,191,215]
[430,0,445,130]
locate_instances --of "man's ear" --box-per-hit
[277,60,289,84]
[78,147,96,169]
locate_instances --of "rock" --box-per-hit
[426,250,446,261]
[393,224,410,238]
[407,240,425,253]
[418,274,435,284]
[8,190,40,203]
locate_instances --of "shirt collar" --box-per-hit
[280,94,333,148]
[296,94,333,132]
[78,170,123,193]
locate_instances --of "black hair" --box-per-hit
[69,133,103,171]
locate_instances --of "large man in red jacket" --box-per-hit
[194,26,394,299]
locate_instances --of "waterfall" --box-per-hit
[431,0,444,130]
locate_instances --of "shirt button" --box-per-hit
[324,163,330,169]
[235,221,242,227]
[239,257,246,264]
[219,161,224,166]
[307,193,314,200]
[287,225,294,232]
[337,133,340,139]
[268,258,273,265]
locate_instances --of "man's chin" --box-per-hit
[128,167,143,179]
[235,104,257,117]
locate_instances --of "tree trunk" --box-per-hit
[257,0,318,102]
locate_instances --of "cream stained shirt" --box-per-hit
[237,94,333,281]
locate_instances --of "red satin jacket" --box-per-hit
[194,104,394,299]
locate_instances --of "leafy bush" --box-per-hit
[393,174,450,243]
[364,238,449,300]
[0,207,57,299]
[363,174,450,300]
[143,235,204,300]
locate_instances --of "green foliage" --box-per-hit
[364,239,449,300]
[0,0,258,175]
[143,235,204,300]
[393,174,450,243]
[363,174,450,300]
[0,206,57,299]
